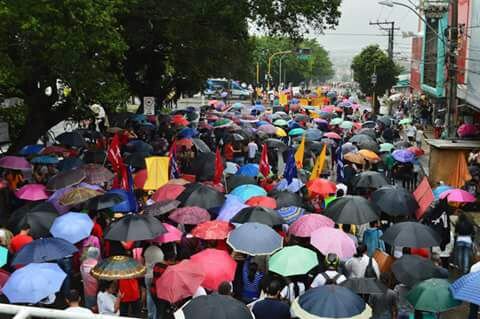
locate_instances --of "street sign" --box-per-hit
[143,97,155,115]
[371,74,377,85]
[0,122,9,143]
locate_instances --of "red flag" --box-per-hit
[259,144,270,178]
[213,148,224,184]
[108,133,129,190]
[413,177,435,219]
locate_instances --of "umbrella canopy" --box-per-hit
[330,117,343,125]
[227,222,282,256]
[324,132,342,140]
[0,156,31,170]
[392,255,447,287]
[152,184,185,202]
[226,175,255,191]
[352,171,389,189]
[177,183,225,210]
[12,238,78,265]
[341,278,387,295]
[245,196,277,209]
[357,140,379,153]
[192,138,211,153]
[306,178,337,196]
[169,206,211,225]
[265,138,288,151]
[272,191,304,208]
[15,184,49,201]
[291,285,372,319]
[87,193,124,211]
[176,294,254,319]
[357,128,377,139]
[289,214,335,237]
[19,145,44,156]
[230,184,267,203]
[216,195,248,221]
[289,128,305,136]
[269,245,318,277]
[433,185,453,200]
[56,132,86,147]
[106,214,167,241]
[50,212,93,244]
[30,155,59,165]
[276,206,305,225]
[236,163,259,177]
[344,152,366,165]
[152,223,183,244]
[392,149,415,163]
[108,189,137,212]
[381,222,441,248]
[358,149,380,162]
[124,152,148,169]
[311,227,356,260]
[349,134,375,144]
[82,164,114,185]
[191,220,232,240]
[9,202,58,238]
[372,186,419,217]
[379,143,395,153]
[305,128,323,141]
[407,279,460,313]
[185,152,217,182]
[91,255,146,280]
[450,271,480,305]
[257,124,277,135]
[144,200,181,216]
[323,195,380,225]
[440,188,476,203]
[59,187,101,206]
[3,263,66,304]
[231,206,284,227]
[46,168,86,191]
[156,260,205,303]
[57,157,84,171]
[190,249,237,291]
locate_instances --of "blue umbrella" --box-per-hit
[305,128,323,141]
[12,238,78,265]
[50,212,94,244]
[227,222,283,256]
[288,120,301,129]
[253,104,265,112]
[19,145,44,156]
[256,120,269,127]
[450,271,480,305]
[31,155,59,165]
[108,189,138,212]
[236,163,259,177]
[57,157,84,171]
[178,127,198,138]
[392,149,415,163]
[217,195,248,221]
[276,178,304,193]
[277,206,305,225]
[230,184,267,203]
[3,263,66,304]
[433,185,453,200]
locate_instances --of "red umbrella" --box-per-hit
[41,146,70,156]
[245,196,277,209]
[191,221,233,240]
[289,214,335,237]
[171,116,189,127]
[190,249,237,291]
[152,184,185,202]
[324,132,342,140]
[155,260,205,303]
[407,146,425,157]
[306,178,337,196]
[169,206,211,225]
[133,169,148,189]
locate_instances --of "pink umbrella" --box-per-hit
[457,123,478,137]
[289,214,335,237]
[152,184,185,202]
[15,184,49,201]
[439,189,476,203]
[169,206,211,225]
[152,223,183,243]
[324,132,342,140]
[322,105,336,113]
[190,249,237,291]
[0,156,31,170]
[257,124,278,135]
[310,227,356,260]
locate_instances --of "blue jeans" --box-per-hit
[145,277,157,319]
[454,241,473,274]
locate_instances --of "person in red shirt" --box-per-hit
[10,224,33,254]
[118,278,142,316]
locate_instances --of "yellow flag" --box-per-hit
[294,135,306,168]
[279,93,288,106]
[310,144,327,180]
[143,156,170,190]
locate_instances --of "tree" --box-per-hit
[351,45,401,112]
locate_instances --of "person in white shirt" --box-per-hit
[65,289,93,314]
[344,244,380,279]
[415,125,424,148]
[97,281,123,316]
[247,141,258,163]
[310,254,347,287]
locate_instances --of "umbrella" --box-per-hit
[450,271,480,305]
[351,171,389,189]
[144,200,181,216]
[356,139,379,153]
[433,185,453,200]
[46,168,86,191]
[392,149,415,163]
[152,223,183,244]
[225,175,255,192]
[185,152,217,182]
[59,187,101,206]
[324,132,342,140]
[106,214,166,241]
[191,220,232,240]
[123,152,147,169]
[190,249,237,291]
[152,184,186,202]
[276,178,304,193]
[12,238,78,265]
[342,278,387,295]
[305,128,323,141]
[269,245,318,277]
[291,286,372,319]
[177,183,225,210]
[227,222,283,256]
[9,202,58,238]
[272,191,304,208]
[3,263,66,304]
[91,255,146,280]
[392,255,447,287]
[323,196,380,225]
[306,178,337,196]
[56,132,86,147]
[178,127,198,139]
[377,116,392,126]
[231,206,284,226]
[372,186,419,217]
[273,119,288,127]
[83,150,107,164]
[358,149,380,162]
[108,189,137,212]
[265,138,288,151]
[381,222,441,248]
[30,155,59,165]
[224,162,239,175]
[275,128,287,137]
[311,227,356,260]
[176,294,254,319]
[213,119,232,128]
[330,118,343,125]
[236,163,259,177]
[407,279,460,313]
[289,214,335,237]
[19,145,44,156]
[349,134,375,144]
[57,157,84,171]
[379,143,395,153]
[169,206,211,225]
[15,184,49,201]
[41,146,69,156]
[0,247,6,268]
[408,146,425,157]
[82,164,114,185]
[0,156,31,170]
[216,195,249,221]
[50,212,93,244]
[289,128,305,136]
[394,140,412,149]
[357,128,377,139]
[192,138,211,153]
[126,140,153,153]
[440,188,476,203]
[87,193,124,211]
[340,121,354,130]
[230,184,266,203]
[342,142,359,154]
[155,260,205,303]
[344,152,366,165]
[245,196,277,209]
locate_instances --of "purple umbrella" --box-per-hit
[392,149,415,163]
[257,124,278,135]
[217,195,248,221]
[0,156,31,170]
[48,188,72,214]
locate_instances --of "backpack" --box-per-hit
[321,272,342,285]
[364,257,377,278]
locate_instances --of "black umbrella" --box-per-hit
[341,278,387,294]
[357,139,379,152]
[124,152,149,169]
[231,207,285,226]
[143,200,181,216]
[306,141,326,153]
[371,186,419,217]
[83,150,107,164]
[377,116,393,127]
[382,222,442,248]
[87,193,124,211]
[185,152,217,182]
[57,157,84,172]
[232,133,245,142]
[9,202,59,238]
[352,171,389,189]
[74,128,103,140]
[12,238,78,265]
[324,195,380,224]
[46,168,86,191]
[265,138,288,152]
[392,255,448,287]
[357,128,377,139]
[179,294,254,319]
[271,191,304,208]
[56,132,86,147]
[192,138,211,153]
[226,175,256,191]
[105,214,167,241]
[362,121,377,128]
[177,183,225,210]
[394,140,412,149]
[349,134,375,144]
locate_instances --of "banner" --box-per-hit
[143,156,170,190]
[279,93,288,106]
[413,177,435,219]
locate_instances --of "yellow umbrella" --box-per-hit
[344,152,366,165]
[358,149,380,162]
[276,127,287,137]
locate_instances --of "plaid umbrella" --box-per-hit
[91,255,146,280]
[169,207,211,225]
[82,164,114,185]
[59,187,101,206]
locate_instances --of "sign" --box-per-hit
[371,74,377,85]
[413,177,435,220]
[143,97,155,115]
[0,122,9,143]
[279,93,288,106]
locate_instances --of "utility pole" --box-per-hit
[446,0,458,138]
[369,21,400,60]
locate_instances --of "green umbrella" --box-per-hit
[407,279,461,313]
[339,121,354,130]
[212,119,232,128]
[268,245,318,277]
[330,118,343,125]
[273,119,288,127]
[288,128,305,136]
[324,195,337,208]
[399,118,412,125]
[379,143,395,153]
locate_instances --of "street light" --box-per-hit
[267,50,293,90]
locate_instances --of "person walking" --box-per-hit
[345,244,380,279]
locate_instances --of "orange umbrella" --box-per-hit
[344,152,366,165]
[306,178,337,196]
[358,149,380,162]
[245,196,277,209]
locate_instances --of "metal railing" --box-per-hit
[0,304,138,319]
